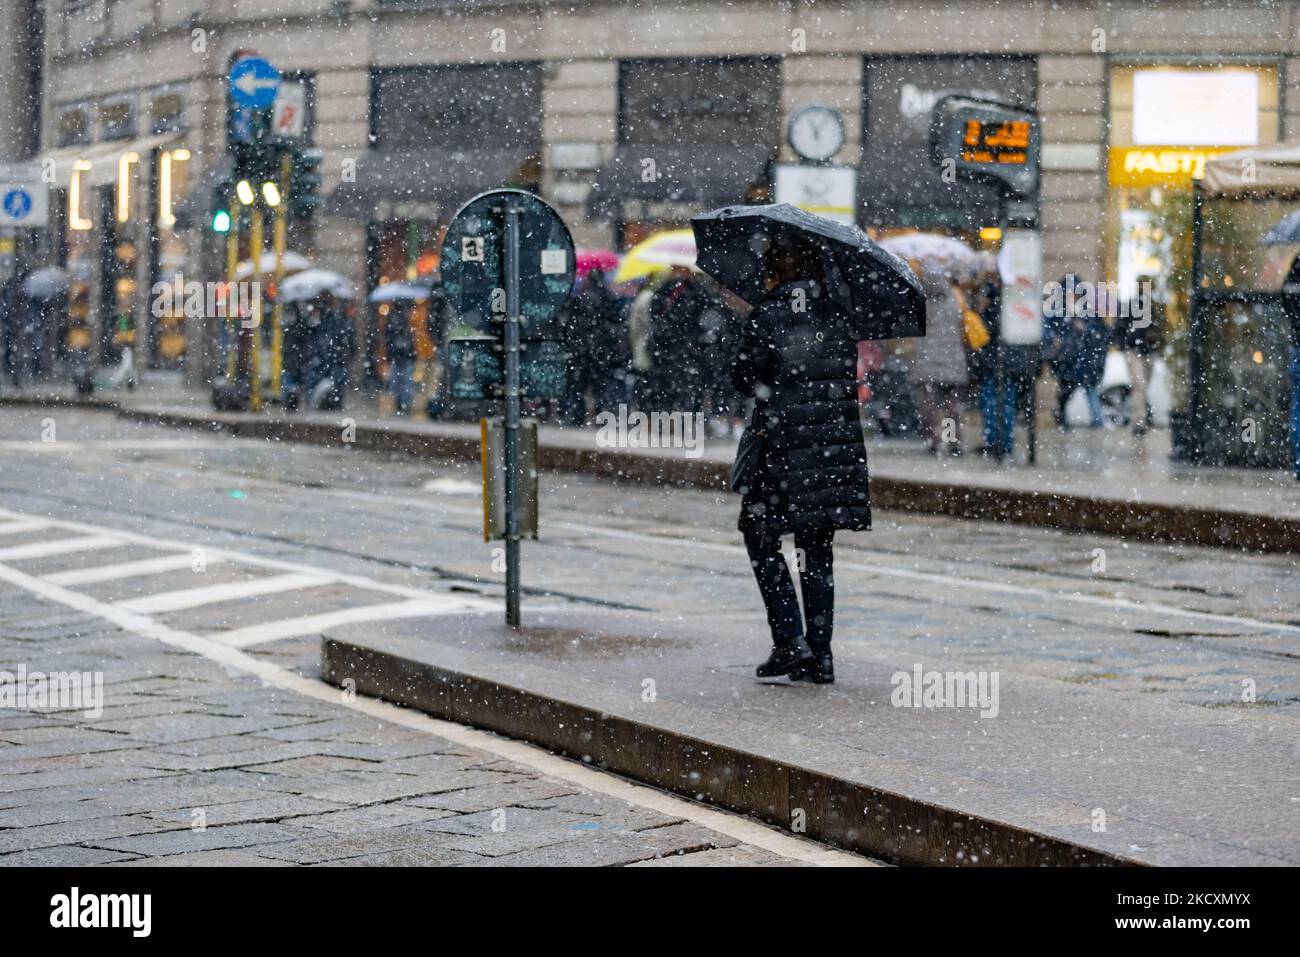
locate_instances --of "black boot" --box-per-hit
[755,636,814,678]
[791,649,834,684]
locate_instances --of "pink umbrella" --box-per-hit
[575,247,619,279]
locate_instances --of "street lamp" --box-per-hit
[235,179,255,205]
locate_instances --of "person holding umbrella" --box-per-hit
[693,204,924,684]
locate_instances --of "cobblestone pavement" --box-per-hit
[1,406,1297,865]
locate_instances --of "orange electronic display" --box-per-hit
[930,95,1040,197]
[960,119,1032,165]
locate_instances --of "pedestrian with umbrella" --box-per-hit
[692,204,924,684]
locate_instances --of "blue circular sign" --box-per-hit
[229,57,281,110]
[2,188,32,220]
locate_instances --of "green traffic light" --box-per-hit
[212,209,232,233]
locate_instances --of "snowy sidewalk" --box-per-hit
[321,605,1300,867]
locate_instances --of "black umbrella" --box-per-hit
[691,203,925,339]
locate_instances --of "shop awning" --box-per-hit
[36,132,183,189]
[1201,142,1300,197]
[326,148,539,221]
[585,144,774,218]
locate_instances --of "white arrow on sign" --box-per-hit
[234,73,279,97]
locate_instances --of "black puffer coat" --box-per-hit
[731,280,871,541]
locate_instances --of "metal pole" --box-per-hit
[225,199,240,381]
[994,348,1007,462]
[271,152,289,397]
[1026,347,1038,465]
[1188,182,1205,463]
[249,207,264,411]
[502,202,522,628]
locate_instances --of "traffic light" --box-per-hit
[288,147,322,220]
[210,175,234,233]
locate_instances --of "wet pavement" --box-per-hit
[0,404,1296,864]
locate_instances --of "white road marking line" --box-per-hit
[0,519,49,536]
[0,558,868,866]
[116,571,333,614]
[214,598,488,648]
[0,439,223,452]
[0,534,122,561]
[44,552,224,586]
[0,506,490,608]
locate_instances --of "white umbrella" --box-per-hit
[367,280,430,304]
[879,232,981,277]
[279,268,354,303]
[22,267,69,299]
[235,250,313,279]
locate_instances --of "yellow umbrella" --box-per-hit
[614,229,697,283]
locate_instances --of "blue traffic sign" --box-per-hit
[229,57,281,110]
[2,189,33,221]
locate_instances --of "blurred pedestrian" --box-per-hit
[422,276,454,417]
[970,274,1039,456]
[383,299,418,415]
[1283,255,1300,480]
[311,290,352,410]
[908,263,968,454]
[647,266,708,412]
[557,268,627,424]
[1115,277,1164,436]
[0,274,21,387]
[626,276,658,409]
[1047,274,1106,429]
[281,299,311,411]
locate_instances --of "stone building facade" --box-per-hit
[27,0,1300,380]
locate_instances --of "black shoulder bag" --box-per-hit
[730,405,766,494]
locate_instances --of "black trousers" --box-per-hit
[743,528,835,650]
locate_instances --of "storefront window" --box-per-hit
[153,147,192,368]
[56,105,90,148]
[1105,64,1281,410]
[372,62,541,151]
[611,57,780,246]
[100,95,137,142]
[98,187,137,365]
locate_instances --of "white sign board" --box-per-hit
[997,229,1043,345]
[0,164,49,228]
[271,81,307,139]
[774,164,857,225]
[1132,69,1260,147]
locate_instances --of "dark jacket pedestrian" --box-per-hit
[1114,283,1165,357]
[558,269,628,421]
[382,300,417,364]
[731,240,871,685]
[647,268,712,412]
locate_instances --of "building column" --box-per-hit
[313,67,370,292]
[542,60,618,249]
[1037,54,1106,284]
[780,53,862,167]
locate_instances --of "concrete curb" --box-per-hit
[7,394,1299,553]
[320,634,1140,867]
